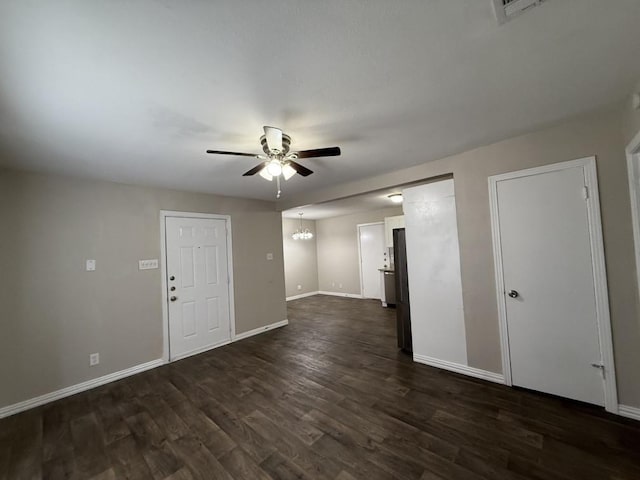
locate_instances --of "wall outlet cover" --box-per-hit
[297,284,302,290]
[86,259,96,271]
[89,353,100,366]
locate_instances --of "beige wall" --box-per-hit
[282,217,319,298]
[316,207,403,295]
[283,106,640,408]
[0,169,287,409]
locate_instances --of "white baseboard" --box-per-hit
[0,318,290,419]
[0,359,164,419]
[413,354,505,385]
[618,405,640,421]
[170,339,232,362]
[233,319,289,341]
[317,291,364,299]
[286,291,319,301]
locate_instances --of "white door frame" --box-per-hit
[626,129,640,305]
[160,210,236,363]
[357,222,384,298]
[488,156,618,413]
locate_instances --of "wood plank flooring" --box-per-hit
[2,295,640,479]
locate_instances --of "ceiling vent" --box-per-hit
[493,0,546,24]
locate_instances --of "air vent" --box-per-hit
[493,0,546,24]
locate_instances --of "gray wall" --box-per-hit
[0,169,287,409]
[282,106,640,408]
[316,207,403,295]
[282,217,319,298]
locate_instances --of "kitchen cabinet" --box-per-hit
[384,215,405,248]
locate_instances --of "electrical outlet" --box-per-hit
[297,284,302,291]
[338,283,343,289]
[332,282,335,287]
[89,353,100,366]
[86,259,96,271]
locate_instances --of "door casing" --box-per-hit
[626,129,640,310]
[488,156,618,413]
[357,222,385,299]
[160,210,236,363]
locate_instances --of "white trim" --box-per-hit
[233,319,289,341]
[413,354,505,384]
[0,359,163,419]
[618,405,640,422]
[357,222,384,299]
[286,291,319,301]
[626,130,640,316]
[488,157,619,413]
[169,339,232,362]
[0,315,289,419]
[160,210,236,363]
[317,291,364,299]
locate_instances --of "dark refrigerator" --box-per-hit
[393,228,412,353]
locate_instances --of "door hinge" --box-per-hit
[582,186,589,200]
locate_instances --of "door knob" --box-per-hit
[508,290,519,298]
[169,275,175,281]
[170,286,176,291]
[170,296,177,302]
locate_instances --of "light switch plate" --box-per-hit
[266,253,273,261]
[86,259,96,271]
[139,259,159,270]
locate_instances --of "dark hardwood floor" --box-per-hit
[2,295,640,479]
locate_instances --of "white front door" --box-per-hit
[359,223,385,299]
[165,216,231,361]
[495,164,605,405]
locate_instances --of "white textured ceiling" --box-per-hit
[1,1,639,201]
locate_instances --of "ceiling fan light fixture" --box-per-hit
[266,159,283,177]
[282,163,296,181]
[388,193,403,204]
[259,168,274,181]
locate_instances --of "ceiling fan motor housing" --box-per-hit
[261,133,291,155]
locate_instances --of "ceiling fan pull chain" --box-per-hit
[276,175,281,199]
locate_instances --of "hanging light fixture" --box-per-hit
[292,212,314,240]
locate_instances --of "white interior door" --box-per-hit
[359,223,385,299]
[165,216,231,361]
[495,165,605,405]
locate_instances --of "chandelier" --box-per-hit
[292,212,314,240]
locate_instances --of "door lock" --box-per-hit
[169,275,175,281]
[170,296,177,302]
[508,290,519,298]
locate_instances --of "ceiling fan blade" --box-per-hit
[263,126,283,153]
[294,147,341,159]
[242,161,268,176]
[287,160,314,177]
[206,149,257,157]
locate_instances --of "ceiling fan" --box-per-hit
[206,126,341,198]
